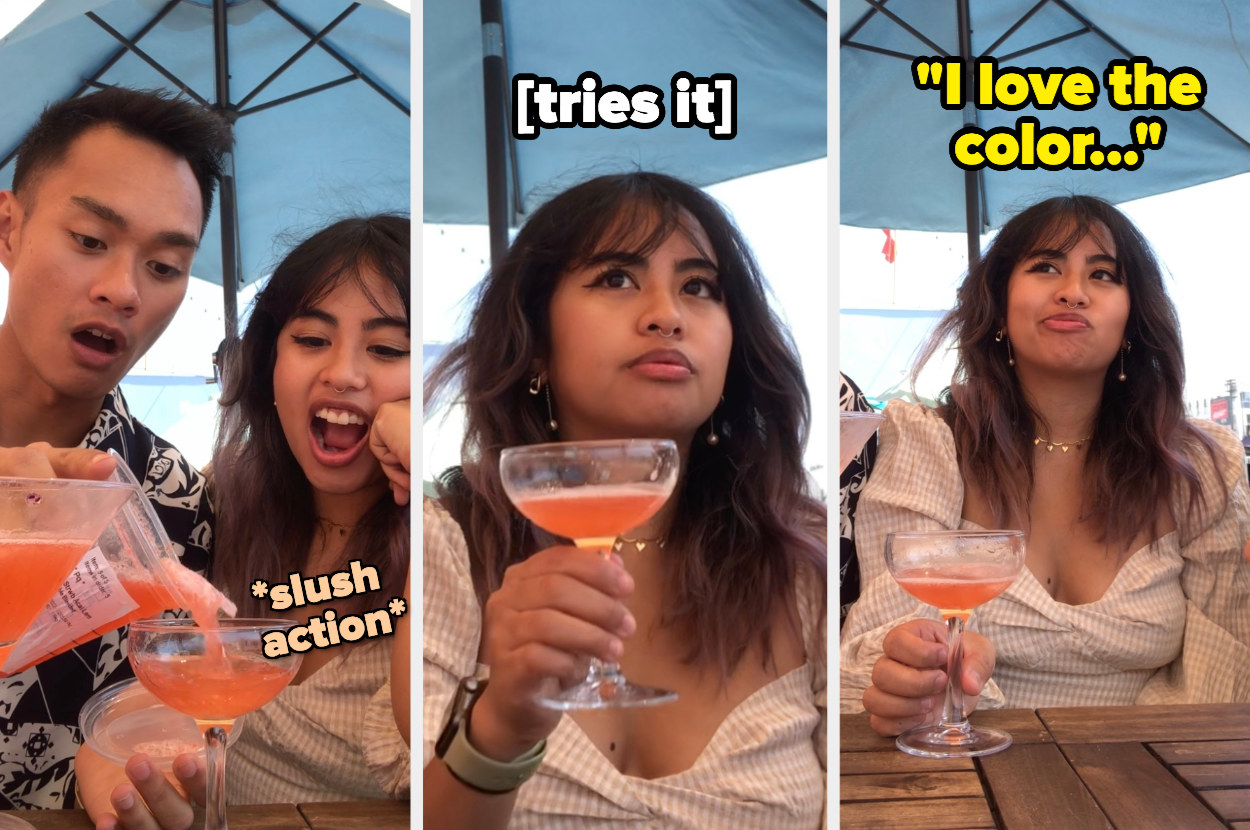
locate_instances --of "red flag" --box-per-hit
[881,229,896,264]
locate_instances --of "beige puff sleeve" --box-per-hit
[839,400,1007,713]
[1139,420,1250,703]
[362,679,412,797]
[421,498,484,768]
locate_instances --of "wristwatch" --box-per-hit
[435,666,546,793]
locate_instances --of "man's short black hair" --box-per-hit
[12,86,233,232]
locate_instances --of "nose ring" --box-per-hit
[656,326,676,338]
[333,386,347,393]
[1065,302,1081,309]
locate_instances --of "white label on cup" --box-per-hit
[3,547,139,675]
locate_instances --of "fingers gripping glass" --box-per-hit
[500,439,680,710]
[885,530,1025,758]
[128,618,303,830]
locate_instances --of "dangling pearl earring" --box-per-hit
[706,395,724,445]
[995,328,1015,366]
[529,372,558,432]
[1119,340,1131,382]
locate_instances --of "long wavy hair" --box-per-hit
[425,172,825,677]
[915,195,1220,547]
[212,214,410,617]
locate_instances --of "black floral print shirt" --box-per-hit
[0,388,213,809]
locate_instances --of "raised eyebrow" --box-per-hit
[71,196,200,250]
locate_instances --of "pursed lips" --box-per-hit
[626,349,695,380]
[1042,313,1090,332]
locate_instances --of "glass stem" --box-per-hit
[941,614,969,729]
[205,726,229,830]
[589,658,623,684]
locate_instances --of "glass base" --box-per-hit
[536,677,678,710]
[0,814,35,829]
[895,722,1013,758]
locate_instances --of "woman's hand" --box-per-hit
[468,545,636,760]
[861,618,996,737]
[369,399,411,505]
[76,745,206,830]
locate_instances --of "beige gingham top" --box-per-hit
[841,400,1250,712]
[423,499,826,829]
[228,639,411,803]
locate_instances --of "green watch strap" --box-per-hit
[441,717,546,794]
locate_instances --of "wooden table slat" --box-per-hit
[1152,739,1250,764]
[978,743,1113,830]
[298,800,410,830]
[840,797,997,830]
[841,770,985,802]
[1194,789,1250,823]
[1040,704,1250,744]
[841,749,977,775]
[1168,761,1250,789]
[1061,742,1227,830]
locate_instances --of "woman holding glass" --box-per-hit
[423,172,826,828]
[841,195,1250,737]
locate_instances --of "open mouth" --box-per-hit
[72,328,120,355]
[311,407,370,454]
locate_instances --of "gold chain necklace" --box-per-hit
[613,535,666,553]
[1033,434,1090,453]
[318,517,357,537]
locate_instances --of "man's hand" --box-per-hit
[0,444,114,479]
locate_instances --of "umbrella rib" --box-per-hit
[1052,0,1250,154]
[851,0,949,58]
[997,28,1089,63]
[841,41,927,62]
[235,76,357,118]
[840,0,880,43]
[257,0,409,117]
[235,4,357,111]
[84,12,207,106]
[792,0,828,22]
[980,0,1052,57]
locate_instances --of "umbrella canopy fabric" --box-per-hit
[841,0,1250,247]
[0,0,409,334]
[423,0,827,239]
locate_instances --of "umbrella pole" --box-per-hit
[481,0,509,270]
[957,0,980,268]
[214,0,240,341]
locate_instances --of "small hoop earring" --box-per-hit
[530,372,557,432]
[1118,340,1131,382]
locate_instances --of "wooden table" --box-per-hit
[0,800,410,829]
[842,704,1250,829]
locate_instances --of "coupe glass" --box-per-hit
[128,618,304,829]
[500,439,679,709]
[886,530,1025,758]
[840,411,884,474]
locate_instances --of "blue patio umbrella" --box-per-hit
[0,0,410,338]
[841,0,1250,264]
[423,0,828,266]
